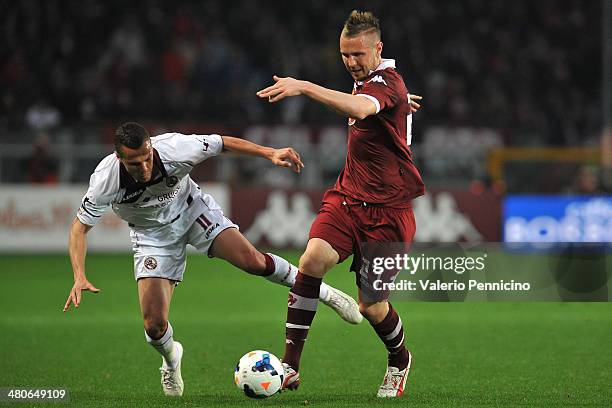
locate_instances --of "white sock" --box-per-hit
[265,253,331,301]
[145,322,177,369]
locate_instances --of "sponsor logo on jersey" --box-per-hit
[157,187,180,202]
[120,188,146,204]
[348,117,356,126]
[165,176,178,187]
[144,257,158,270]
[367,75,387,86]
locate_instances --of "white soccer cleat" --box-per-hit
[376,351,412,398]
[321,286,363,324]
[160,341,184,397]
[281,362,301,391]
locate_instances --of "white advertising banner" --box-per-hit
[0,184,228,253]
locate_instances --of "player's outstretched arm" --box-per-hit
[221,136,304,173]
[64,218,100,312]
[257,75,376,120]
[258,76,424,117]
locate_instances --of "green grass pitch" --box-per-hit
[1,252,611,407]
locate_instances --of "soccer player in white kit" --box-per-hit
[63,122,361,396]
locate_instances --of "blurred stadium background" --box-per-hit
[1,2,611,406]
[0,0,611,250]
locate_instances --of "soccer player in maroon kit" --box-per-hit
[257,10,425,397]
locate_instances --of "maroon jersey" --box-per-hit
[332,59,425,208]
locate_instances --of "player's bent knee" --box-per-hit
[143,317,168,340]
[299,253,332,278]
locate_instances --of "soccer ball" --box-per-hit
[234,350,284,398]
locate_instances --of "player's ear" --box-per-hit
[376,41,383,56]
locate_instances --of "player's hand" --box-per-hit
[270,147,304,173]
[409,94,422,113]
[256,76,304,103]
[63,278,100,312]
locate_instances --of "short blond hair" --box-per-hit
[342,10,381,39]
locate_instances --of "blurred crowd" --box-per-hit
[0,0,603,146]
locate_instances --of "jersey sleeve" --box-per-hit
[165,133,224,166]
[76,168,115,226]
[355,72,400,114]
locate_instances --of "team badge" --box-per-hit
[144,257,158,270]
[166,176,178,187]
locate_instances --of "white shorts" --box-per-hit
[131,194,238,282]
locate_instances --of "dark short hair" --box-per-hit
[342,10,381,39]
[114,122,150,155]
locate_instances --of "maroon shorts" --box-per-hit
[309,190,416,278]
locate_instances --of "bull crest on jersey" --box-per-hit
[288,293,297,306]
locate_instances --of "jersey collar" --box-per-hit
[355,58,396,86]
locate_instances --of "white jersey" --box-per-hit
[77,132,223,230]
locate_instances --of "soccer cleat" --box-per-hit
[160,341,184,397]
[321,286,363,324]
[376,351,412,398]
[281,362,300,391]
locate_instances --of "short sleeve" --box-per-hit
[76,169,114,226]
[164,133,223,166]
[355,73,399,114]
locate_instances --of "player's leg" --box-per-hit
[138,277,184,396]
[282,193,356,390]
[281,237,340,389]
[359,297,411,397]
[138,277,176,364]
[208,227,294,280]
[357,206,415,397]
[207,227,361,324]
[208,226,322,289]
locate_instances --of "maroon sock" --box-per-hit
[370,303,409,370]
[283,272,321,371]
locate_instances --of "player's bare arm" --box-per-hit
[221,135,304,173]
[64,217,99,312]
[257,76,423,118]
[257,76,376,120]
